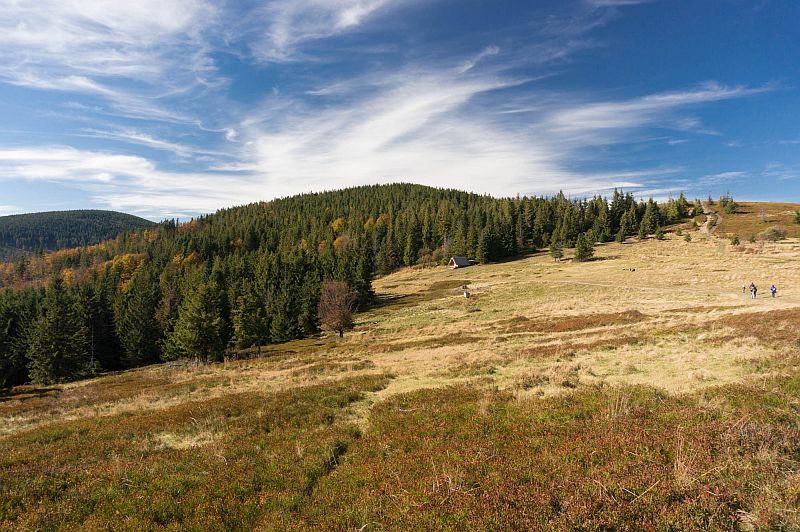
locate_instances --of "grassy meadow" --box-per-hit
[3,218,800,529]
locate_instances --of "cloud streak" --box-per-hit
[0,0,779,217]
[248,0,424,62]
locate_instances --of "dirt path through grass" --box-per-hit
[701,203,721,236]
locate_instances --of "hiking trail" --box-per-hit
[700,203,721,236]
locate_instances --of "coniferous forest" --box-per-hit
[0,210,153,260]
[0,184,695,387]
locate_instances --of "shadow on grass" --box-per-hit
[0,385,60,403]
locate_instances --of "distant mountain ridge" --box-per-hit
[0,210,154,259]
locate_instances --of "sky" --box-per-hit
[0,0,798,220]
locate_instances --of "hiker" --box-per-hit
[749,282,756,300]
[771,285,777,298]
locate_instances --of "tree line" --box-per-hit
[0,184,696,387]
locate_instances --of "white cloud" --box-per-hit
[0,1,222,126]
[762,163,797,181]
[458,46,501,74]
[249,0,422,62]
[0,0,214,79]
[587,0,655,6]
[239,67,748,201]
[697,171,746,186]
[0,146,253,218]
[547,83,768,142]
[0,72,765,219]
[77,129,232,160]
[0,2,776,217]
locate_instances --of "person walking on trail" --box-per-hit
[771,284,777,298]
[749,282,757,300]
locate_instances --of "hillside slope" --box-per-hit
[0,184,696,387]
[0,209,154,257]
[712,201,800,239]
[2,231,799,528]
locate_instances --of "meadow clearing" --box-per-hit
[2,213,800,529]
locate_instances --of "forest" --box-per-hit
[0,184,695,388]
[0,209,153,258]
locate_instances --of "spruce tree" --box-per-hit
[230,281,263,349]
[0,292,34,388]
[475,229,490,263]
[26,277,90,384]
[116,268,162,368]
[574,233,594,262]
[78,278,121,371]
[637,221,647,240]
[549,241,564,261]
[166,280,225,363]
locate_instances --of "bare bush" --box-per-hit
[318,280,357,338]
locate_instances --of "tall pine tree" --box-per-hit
[166,279,225,363]
[26,277,90,384]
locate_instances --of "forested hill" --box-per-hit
[0,184,697,388]
[0,210,154,255]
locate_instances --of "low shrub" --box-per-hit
[757,226,787,242]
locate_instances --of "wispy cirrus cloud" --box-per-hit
[587,0,656,6]
[0,0,223,126]
[762,163,798,181]
[77,129,230,160]
[0,0,780,217]
[697,171,746,186]
[0,146,251,219]
[547,82,770,140]
[248,0,427,62]
[0,69,770,218]
[237,58,763,202]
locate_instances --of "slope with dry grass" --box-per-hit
[714,201,800,240]
[2,223,800,529]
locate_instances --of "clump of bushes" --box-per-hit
[758,226,787,242]
[718,193,738,214]
[730,234,740,246]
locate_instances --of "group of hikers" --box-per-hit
[743,282,777,299]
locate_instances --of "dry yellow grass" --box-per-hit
[3,225,799,438]
[715,201,800,239]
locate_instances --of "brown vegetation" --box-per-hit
[318,279,357,338]
[4,228,800,527]
[714,202,800,239]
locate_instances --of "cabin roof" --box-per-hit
[449,256,471,267]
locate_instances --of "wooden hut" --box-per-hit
[448,256,473,269]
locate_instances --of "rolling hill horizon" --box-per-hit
[0,209,154,261]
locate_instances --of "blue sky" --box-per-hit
[0,0,798,220]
